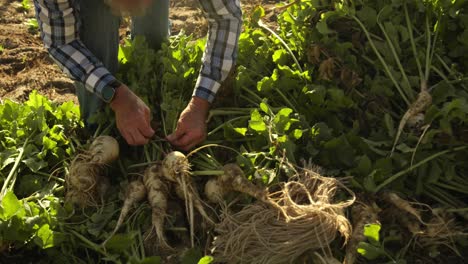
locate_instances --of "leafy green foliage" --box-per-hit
[2,0,468,263]
[0,92,81,258]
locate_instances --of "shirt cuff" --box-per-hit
[84,66,118,103]
[192,75,221,103]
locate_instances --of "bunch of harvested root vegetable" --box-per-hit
[102,151,214,251]
[211,164,355,264]
[65,136,119,207]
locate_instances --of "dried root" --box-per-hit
[212,168,355,264]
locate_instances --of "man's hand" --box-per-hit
[167,97,210,151]
[110,84,154,145]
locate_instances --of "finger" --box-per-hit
[166,127,185,143]
[131,130,150,146]
[121,130,135,146]
[172,132,204,151]
[139,122,155,138]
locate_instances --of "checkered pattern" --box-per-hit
[194,0,242,102]
[34,0,117,102]
[34,0,242,103]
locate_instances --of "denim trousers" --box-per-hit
[76,0,169,125]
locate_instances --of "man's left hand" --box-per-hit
[166,97,210,151]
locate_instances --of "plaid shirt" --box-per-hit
[33,0,242,103]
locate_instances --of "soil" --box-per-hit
[0,0,279,104]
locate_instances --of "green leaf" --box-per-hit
[249,110,267,132]
[250,6,265,24]
[363,170,378,193]
[198,256,214,264]
[355,155,372,176]
[356,6,377,28]
[0,151,17,170]
[23,158,48,173]
[272,49,288,65]
[257,76,274,93]
[316,20,335,35]
[42,137,57,150]
[1,191,25,219]
[34,224,58,249]
[233,127,247,136]
[118,45,128,64]
[104,233,136,251]
[259,101,269,114]
[291,129,303,140]
[384,113,395,137]
[181,248,203,264]
[138,257,162,264]
[364,223,381,245]
[357,242,385,260]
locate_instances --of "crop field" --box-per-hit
[1,0,468,263]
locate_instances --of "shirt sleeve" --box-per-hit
[33,0,118,103]
[195,0,242,103]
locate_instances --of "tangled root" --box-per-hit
[212,168,355,264]
[64,153,109,207]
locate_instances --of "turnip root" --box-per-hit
[382,192,423,223]
[65,136,119,207]
[391,84,432,155]
[102,178,147,246]
[204,163,269,204]
[144,164,171,249]
[162,151,214,247]
[89,135,120,164]
[222,163,269,202]
[161,151,189,182]
[204,178,226,204]
[67,155,100,192]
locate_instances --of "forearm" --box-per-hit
[194,0,242,103]
[34,0,118,103]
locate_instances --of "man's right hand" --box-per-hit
[110,84,154,145]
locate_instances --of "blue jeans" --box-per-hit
[76,0,169,125]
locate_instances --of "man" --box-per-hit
[33,0,242,150]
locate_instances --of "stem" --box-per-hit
[430,66,457,92]
[352,15,410,106]
[1,137,30,198]
[69,229,117,261]
[425,185,463,208]
[275,89,298,113]
[257,20,304,73]
[377,15,413,100]
[35,171,65,183]
[187,143,242,159]
[446,208,468,213]
[433,182,468,195]
[127,161,159,170]
[190,170,224,176]
[240,85,264,103]
[375,146,468,192]
[239,94,260,106]
[208,109,253,116]
[425,185,456,207]
[405,3,424,82]
[207,116,249,137]
[424,12,432,82]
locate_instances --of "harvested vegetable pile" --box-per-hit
[212,166,355,264]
